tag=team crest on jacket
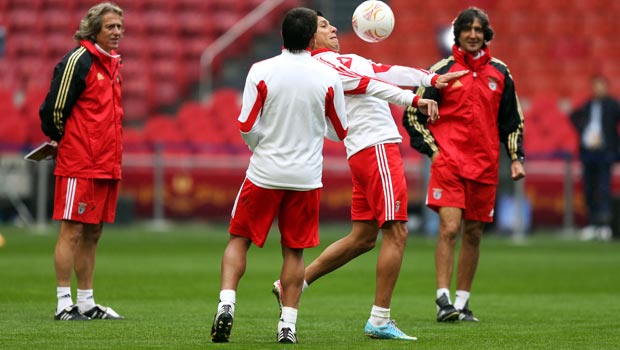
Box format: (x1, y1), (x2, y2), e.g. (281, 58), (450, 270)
(97, 72), (104, 81)
(432, 188), (443, 200)
(337, 56), (352, 68)
(78, 202), (87, 215)
(488, 77), (498, 91)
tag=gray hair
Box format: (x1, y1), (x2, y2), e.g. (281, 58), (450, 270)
(74, 2), (123, 43)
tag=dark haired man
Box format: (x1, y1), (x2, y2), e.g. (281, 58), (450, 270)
(403, 6), (525, 322)
(272, 10), (467, 340)
(209, 7), (347, 344)
(570, 75), (620, 241)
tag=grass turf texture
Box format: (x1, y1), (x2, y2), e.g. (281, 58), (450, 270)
(0, 223), (618, 350)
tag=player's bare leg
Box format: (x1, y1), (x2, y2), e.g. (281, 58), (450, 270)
(456, 220), (484, 292)
(74, 223), (103, 290)
(212, 234), (251, 342)
(55, 220), (84, 287)
(435, 207), (462, 321)
(220, 235), (252, 290)
(277, 246), (304, 344)
(280, 246), (304, 309)
(453, 220), (483, 321)
(54, 221), (90, 319)
(364, 220), (416, 340)
(304, 220), (378, 284)
(435, 207), (463, 290)
(373, 220), (408, 308)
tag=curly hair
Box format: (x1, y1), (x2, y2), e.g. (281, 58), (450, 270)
(453, 7), (494, 48)
(73, 2), (123, 44)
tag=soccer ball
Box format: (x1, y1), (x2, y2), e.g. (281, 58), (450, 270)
(352, 0), (395, 43)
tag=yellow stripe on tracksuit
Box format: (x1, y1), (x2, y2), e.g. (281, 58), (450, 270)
(403, 57), (452, 155)
(53, 47), (87, 135)
(404, 98), (439, 154)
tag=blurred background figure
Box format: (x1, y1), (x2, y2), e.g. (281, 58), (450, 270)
(569, 75), (620, 241)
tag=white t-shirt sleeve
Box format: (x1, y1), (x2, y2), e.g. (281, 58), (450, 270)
(318, 53), (418, 107)
(324, 77), (348, 142)
(238, 68), (266, 150)
(370, 61), (437, 88)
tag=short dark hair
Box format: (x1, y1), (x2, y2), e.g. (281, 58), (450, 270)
(453, 7), (494, 48)
(282, 7), (318, 53)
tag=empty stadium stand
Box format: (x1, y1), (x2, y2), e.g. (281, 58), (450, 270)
(0, 0), (618, 161)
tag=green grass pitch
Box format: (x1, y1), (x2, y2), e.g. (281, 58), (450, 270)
(0, 222), (618, 349)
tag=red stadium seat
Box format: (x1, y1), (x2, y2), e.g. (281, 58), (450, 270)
(144, 114), (183, 143)
(122, 127), (151, 154)
(0, 86), (17, 116)
(143, 9), (179, 35)
(177, 100), (211, 125)
(40, 8), (75, 33)
(174, 0), (214, 12)
(148, 35), (182, 60)
(0, 113), (30, 147)
(45, 33), (76, 61)
(178, 9), (214, 37)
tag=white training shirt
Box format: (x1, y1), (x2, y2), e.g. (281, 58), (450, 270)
(238, 49), (348, 190)
(312, 49), (437, 158)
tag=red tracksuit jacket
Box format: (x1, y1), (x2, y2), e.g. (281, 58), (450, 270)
(403, 45), (525, 185)
(39, 40), (123, 179)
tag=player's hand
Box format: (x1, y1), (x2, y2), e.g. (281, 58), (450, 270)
(434, 70), (469, 89)
(417, 98), (439, 122)
(511, 160), (525, 181)
(46, 140), (58, 159)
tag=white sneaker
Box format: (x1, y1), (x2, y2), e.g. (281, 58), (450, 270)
(599, 226), (613, 241)
(579, 226), (597, 241)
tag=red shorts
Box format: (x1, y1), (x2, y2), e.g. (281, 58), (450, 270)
(347, 143), (408, 227)
(426, 156), (496, 222)
(53, 176), (120, 224)
(229, 178), (321, 248)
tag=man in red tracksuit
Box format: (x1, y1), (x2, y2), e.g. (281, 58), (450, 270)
(39, 2), (125, 321)
(403, 7), (525, 322)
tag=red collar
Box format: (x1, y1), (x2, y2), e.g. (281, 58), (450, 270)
(452, 45), (491, 71)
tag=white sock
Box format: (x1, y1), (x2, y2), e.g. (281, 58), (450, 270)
(437, 288), (451, 302)
(56, 287), (73, 314)
(454, 290), (470, 311)
(278, 306), (298, 333)
(369, 305), (390, 327)
(219, 289), (236, 315)
(77, 289), (96, 313)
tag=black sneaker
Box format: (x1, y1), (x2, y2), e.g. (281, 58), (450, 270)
(458, 302), (479, 322)
(55, 305), (90, 321)
(82, 304), (124, 320)
(277, 327), (297, 344)
(211, 304), (234, 343)
(436, 294), (459, 322)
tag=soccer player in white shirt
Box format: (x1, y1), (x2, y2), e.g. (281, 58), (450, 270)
(210, 8), (348, 345)
(272, 11), (467, 340)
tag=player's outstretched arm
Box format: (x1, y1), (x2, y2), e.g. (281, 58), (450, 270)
(434, 70), (469, 89)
